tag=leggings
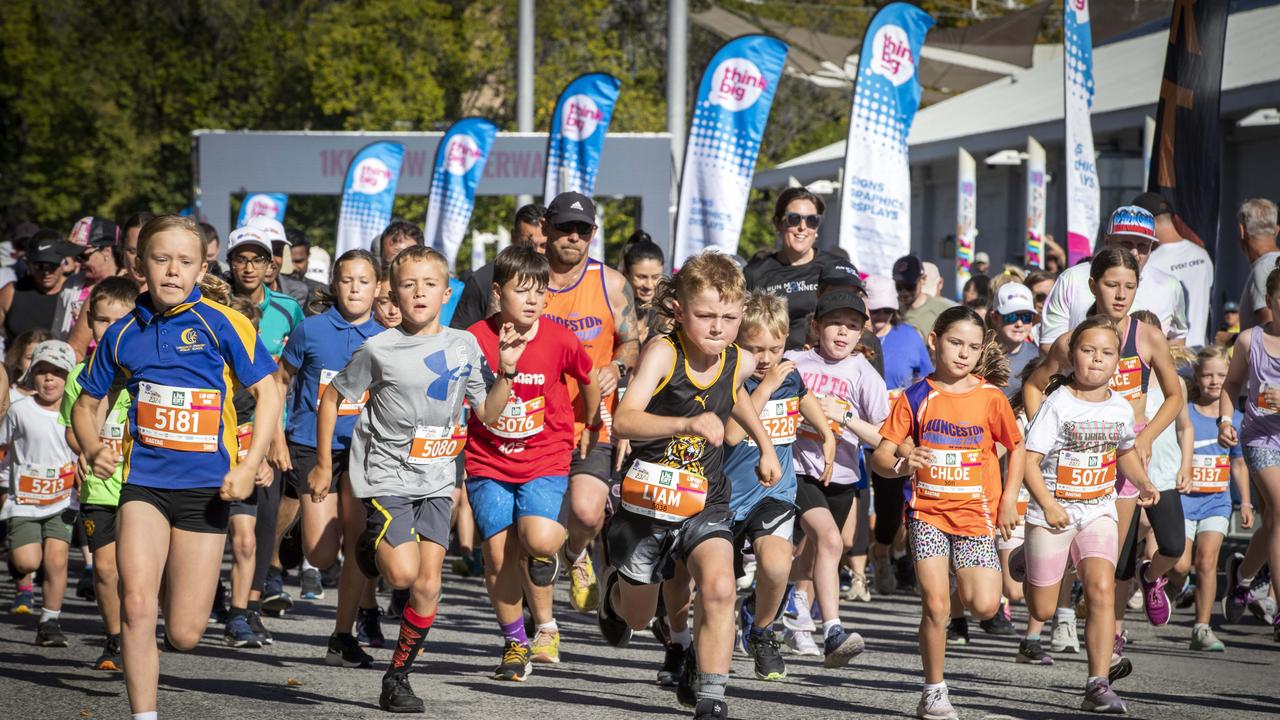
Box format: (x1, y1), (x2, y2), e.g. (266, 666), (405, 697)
(871, 474), (906, 546)
(1115, 489), (1185, 581)
(252, 470), (284, 591)
(850, 489), (871, 556)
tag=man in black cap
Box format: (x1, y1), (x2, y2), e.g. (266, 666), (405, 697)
(893, 255), (955, 340)
(55, 218), (122, 351)
(1140, 192), (1213, 349)
(1, 229), (79, 343)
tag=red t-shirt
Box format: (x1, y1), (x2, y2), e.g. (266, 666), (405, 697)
(465, 315), (594, 483)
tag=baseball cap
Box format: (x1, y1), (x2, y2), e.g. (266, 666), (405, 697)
(1131, 191), (1172, 217)
(28, 230), (80, 265)
(246, 216), (288, 247)
(84, 218), (121, 249)
(892, 255), (924, 286)
(994, 282), (1035, 315)
(307, 246), (331, 285)
(545, 192), (597, 226)
(22, 340), (76, 383)
(815, 290), (867, 320)
(864, 275), (897, 312)
(819, 263), (865, 293)
(1107, 205), (1158, 243)
(974, 251), (990, 265)
(1223, 301), (1240, 313)
(227, 226), (272, 256)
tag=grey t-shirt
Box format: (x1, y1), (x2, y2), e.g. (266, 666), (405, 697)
(1240, 251), (1280, 331)
(903, 294), (956, 341)
(332, 327), (491, 500)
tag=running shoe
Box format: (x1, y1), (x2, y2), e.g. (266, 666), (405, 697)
(355, 525), (381, 580)
(1015, 638), (1054, 665)
(451, 548), (484, 578)
(1190, 625), (1225, 652)
(210, 581), (229, 625)
(1082, 677), (1126, 714)
(1007, 546), (1026, 583)
(945, 617), (969, 646)
(873, 558), (897, 595)
(596, 566), (632, 648)
(782, 587), (816, 633)
(1050, 616), (1080, 653)
(568, 550), (599, 612)
(845, 572), (871, 603)
(1250, 594), (1277, 625)
(839, 567), (853, 594)
(693, 698), (728, 720)
(320, 559), (342, 589)
(260, 568), (293, 615)
(1174, 584), (1196, 610)
(247, 610), (274, 646)
(325, 632), (373, 668)
(979, 602), (1016, 635)
(494, 640), (532, 681)
(1273, 613), (1280, 643)
(747, 628), (787, 680)
(95, 634), (123, 671)
(783, 628), (821, 656)
(1125, 586), (1143, 611)
(379, 672), (425, 713)
(387, 588), (409, 620)
(36, 619), (69, 648)
(224, 615), (263, 649)
(651, 605), (672, 648)
(737, 555), (757, 592)
(530, 627), (560, 664)
(357, 606), (386, 648)
(9, 589), (34, 615)
(76, 567), (95, 600)
(916, 684), (959, 720)
(656, 642), (687, 687)
(300, 568), (324, 600)
(1109, 634), (1132, 683)
(1137, 560), (1171, 626)
(676, 643), (698, 708)
(822, 627), (865, 668)
(528, 554), (561, 587)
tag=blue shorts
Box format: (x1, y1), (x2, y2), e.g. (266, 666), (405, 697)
(466, 475), (568, 541)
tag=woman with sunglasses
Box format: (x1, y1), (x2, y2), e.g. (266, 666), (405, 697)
(744, 188), (849, 350)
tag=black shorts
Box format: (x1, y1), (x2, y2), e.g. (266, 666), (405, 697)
(732, 497), (796, 548)
(1116, 488), (1185, 580)
(119, 484), (230, 534)
(79, 505), (118, 552)
(285, 442), (350, 499)
(796, 475), (860, 529)
(569, 442), (614, 484)
(604, 506), (734, 586)
(229, 485), (259, 519)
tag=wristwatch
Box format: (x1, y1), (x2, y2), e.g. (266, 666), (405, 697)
(842, 408), (855, 427)
(613, 360), (629, 379)
(1217, 416), (1233, 427)
(502, 370), (518, 380)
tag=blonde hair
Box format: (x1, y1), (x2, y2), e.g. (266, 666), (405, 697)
(1189, 345), (1231, 404)
(227, 295), (262, 328)
(388, 245), (450, 287)
(199, 274), (232, 305)
(989, 266), (1026, 296)
(653, 251), (745, 328)
(739, 290), (789, 342)
(137, 215), (204, 261)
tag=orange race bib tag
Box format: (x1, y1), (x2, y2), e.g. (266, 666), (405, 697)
(14, 462), (75, 506)
(914, 449), (984, 500)
(136, 382), (222, 452)
(1016, 486), (1030, 517)
(488, 394), (546, 440)
(1190, 454), (1230, 493)
(748, 397), (800, 447)
(621, 458), (708, 523)
(1110, 356), (1143, 401)
(100, 420), (126, 456)
(1256, 384), (1279, 414)
(408, 424), (468, 465)
(1055, 449), (1117, 500)
(236, 422), (253, 463)
(798, 395), (849, 442)
(319, 369), (368, 416)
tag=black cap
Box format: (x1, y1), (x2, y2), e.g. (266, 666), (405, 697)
(892, 255), (923, 285)
(815, 290), (867, 320)
(84, 218), (121, 249)
(28, 230), (80, 265)
(820, 263), (865, 293)
(545, 192), (597, 225)
(1131, 191), (1172, 217)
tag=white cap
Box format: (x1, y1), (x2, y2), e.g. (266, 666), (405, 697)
(22, 340), (76, 383)
(227, 226), (272, 256)
(307, 247), (331, 285)
(864, 275), (897, 312)
(246, 215), (288, 246)
(974, 251), (990, 265)
(994, 282), (1035, 315)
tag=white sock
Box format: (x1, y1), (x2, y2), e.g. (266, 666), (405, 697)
(822, 619), (842, 637)
(923, 681), (946, 692)
(40, 608), (60, 623)
(1055, 607), (1076, 623)
(671, 626), (692, 649)
(1025, 632), (1040, 642)
(1193, 622), (1209, 631)
(536, 620), (559, 635)
(132, 713), (158, 720)
(302, 558), (317, 571)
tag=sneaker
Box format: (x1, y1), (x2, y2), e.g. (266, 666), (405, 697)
(210, 581), (229, 625)
(260, 568), (293, 615)
(693, 698), (728, 720)
(839, 567), (853, 594)
(676, 642), (698, 708)
(822, 627), (865, 668)
(945, 617), (969, 646)
(36, 619), (69, 647)
(916, 684), (959, 720)
(873, 558), (897, 595)
(596, 566), (632, 648)
(9, 589), (34, 615)
(320, 560), (342, 589)
(527, 554), (561, 587)
(747, 628), (787, 680)
(1274, 615), (1280, 642)
(325, 632), (373, 668)
(1108, 634), (1132, 683)
(1190, 625), (1225, 652)
(1174, 584), (1196, 610)
(300, 568), (324, 600)
(1050, 615), (1080, 653)
(568, 550), (599, 612)
(782, 587), (816, 633)
(246, 610), (273, 646)
(379, 672), (425, 713)
(1250, 594), (1277, 625)
(530, 627), (560, 664)
(979, 602), (1016, 635)
(656, 642), (687, 687)
(95, 635), (123, 671)
(1125, 586), (1143, 611)
(651, 604), (672, 648)
(76, 568), (95, 600)
(1223, 557), (1248, 626)
(224, 614), (263, 648)
(1137, 560), (1170, 626)
(845, 573), (871, 603)
(494, 639), (532, 681)
(387, 588), (409, 620)
(1081, 677), (1127, 714)
(355, 525), (381, 579)
(1015, 638), (1054, 665)
(783, 628), (821, 656)
(357, 606), (386, 648)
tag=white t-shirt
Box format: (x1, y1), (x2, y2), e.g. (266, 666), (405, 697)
(1148, 240), (1213, 348)
(1039, 262), (1188, 347)
(0, 395), (76, 520)
(1143, 377), (1183, 493)
(1023, 386), (1136, 528)
(1239, 251), (1280, 332)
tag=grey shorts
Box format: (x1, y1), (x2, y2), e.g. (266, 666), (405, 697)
(605, 506), (734, 586)
(363, 495), (452, 550)
(1243, 444), (1280, 471)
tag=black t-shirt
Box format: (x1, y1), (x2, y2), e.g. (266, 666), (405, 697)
(5, 276), (59, 343)
(450, 263), (495, 331)
(744, 249), (845, 350)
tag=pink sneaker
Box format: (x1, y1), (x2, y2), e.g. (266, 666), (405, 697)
(1139, 560), (1171, 626)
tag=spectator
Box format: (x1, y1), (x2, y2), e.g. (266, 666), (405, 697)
(119, 212), (154, 288)
(1235, 198), (1279, 331)
(921, 261), (946, 297)
(2, 231), (78, 344)
(972, 251), (990, 276)
(1140, 192), (1214, 348)
(892, 255), (956, 340)
(449, 204), (546, 330)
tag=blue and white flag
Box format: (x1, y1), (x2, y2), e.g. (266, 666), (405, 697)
(236, 193), (288, 228)
(673, 35), (788, 266)
(837, 2), (933, 277)
(335, 142), (405, 257)
(1064, 0), (1099, 265)
(425, 118), (498, 270)
(544, 73), (622, 201)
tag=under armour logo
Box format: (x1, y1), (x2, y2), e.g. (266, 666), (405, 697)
(424, 350), (466, 401)
(570, 201), (583, 210)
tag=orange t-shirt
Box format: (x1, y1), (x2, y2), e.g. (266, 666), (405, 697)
(881, 378), (1022, 538)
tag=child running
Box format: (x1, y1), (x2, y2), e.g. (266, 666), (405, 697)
(309, 245), (521, 712)
(871, 305), (1023, 720)
(71, 215), (283, 720)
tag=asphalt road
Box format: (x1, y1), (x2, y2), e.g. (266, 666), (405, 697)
(2, 561), (1277, 720)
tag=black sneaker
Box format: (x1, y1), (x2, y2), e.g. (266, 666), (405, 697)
(493, 639), (532, 681)
(527, 553), (561, 587)
(1016, 638), (1054, 665)
(325, 632), (373, 669)
(320, 560), (342, 589)
(946, 617), (970, 646)
(260, 567), (293, 615)
(36, 619), (69, 647)
(379, 672), (425, 713)
(676, 642), (698, 708)
(595, 567), (632, 648)
(355, 526), (381, 579)
(76, 568), (95, 600)
(657, 642), (687, 687)
(210, 581), (229, 625)
(694, 698), (728, 720)
(747, 628), (787, 680)
(357, 606), (386, 648)
(95, 634), (123, 671)
(979, 602), (1016, 635)
(246, 610), (274, 646)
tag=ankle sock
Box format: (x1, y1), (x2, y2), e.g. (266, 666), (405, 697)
(536, 620), (558, 635)
(499, 617), (528, 645)
(695, 672), (728, 702)
(40, 608), (60, 623)
(822, 619), (843, 638)
(671, 626), (692, 649)
(1055, 607), (1076, 623)
(132, 713), (158, 720)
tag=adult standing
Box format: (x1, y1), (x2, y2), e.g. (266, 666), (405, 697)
(1234, 198), (1280, 331)
(119, 212), (153, 289)
(1140, 192), (1214, 348)
(1, 231), (78, 343)
(450, 204), (547, 330)
(53, 218), (120, 343)
(920, 261), (947, 298)
(892, 255), (955, 340)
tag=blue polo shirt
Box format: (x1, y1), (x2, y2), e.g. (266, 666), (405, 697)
(281, 306), (385, 449)
(79, 288), (277, 490)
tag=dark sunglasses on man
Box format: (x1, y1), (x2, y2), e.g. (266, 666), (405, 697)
(554, 221), (593, 237)
(783, 212), (821, 230)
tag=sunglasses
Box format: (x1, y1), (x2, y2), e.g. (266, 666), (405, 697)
(783, 212), (821, 230)
(554, 221), (593, 237)
(1000, 311), (1036, 325)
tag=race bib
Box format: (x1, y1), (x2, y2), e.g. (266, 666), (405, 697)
(408, 424), (468, 465)
(914, 448), (984, 500)
(621, 459), (707, 523)
(319, 369), (368, 416)
(798, 395), (850, 442)
(747, 397), (800, 447)
(1257, 384), (1278, 415)
(236, 422), (253, 463)
(1016, 486), (1030, 517)
(100, 420), (126, 456)
(1110, 356), (1143, 401)
(1190, 454), (1229, 493)
(488, 394), (546, 440)
(136, 382), (221, 452)
(1055, 449), (1116, 500)
(14, 462), (75, 506)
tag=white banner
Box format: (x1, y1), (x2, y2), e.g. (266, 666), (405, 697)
(1064, 0), (1100, 265)
(955, 148), (976, 299)
(1025, 137), (1047, 268)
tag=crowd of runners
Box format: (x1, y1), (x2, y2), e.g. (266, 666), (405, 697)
(1, 188), (1277, 720)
